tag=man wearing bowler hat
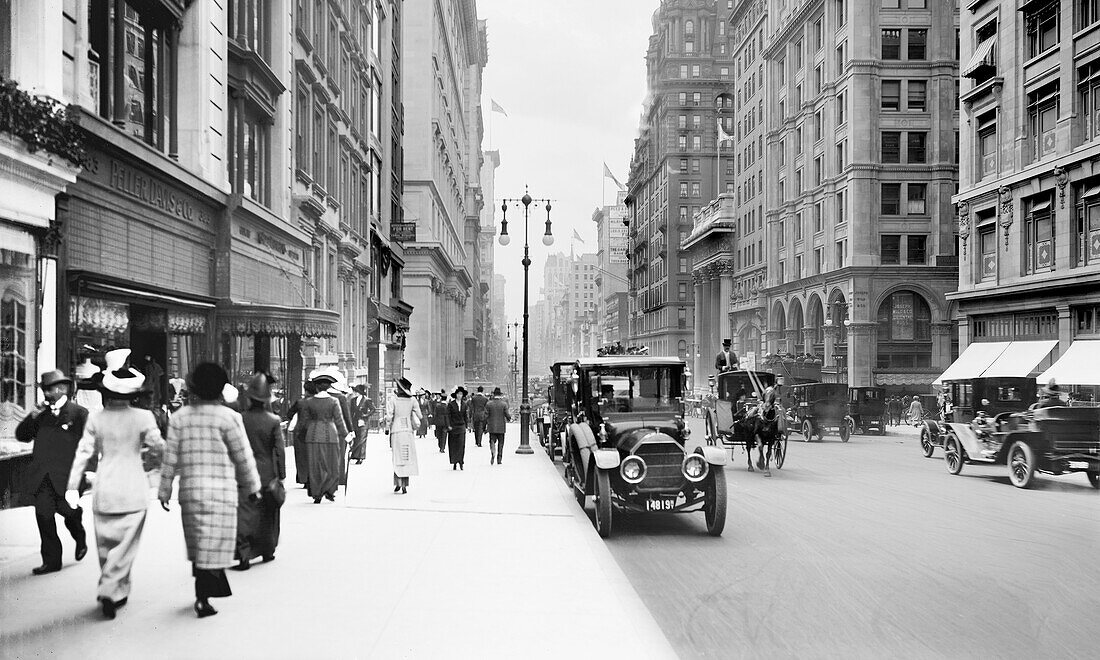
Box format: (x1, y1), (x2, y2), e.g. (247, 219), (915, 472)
(715, 339), (739, 374)
(15, 369), (89, 575)
(433, 389), (449, 453)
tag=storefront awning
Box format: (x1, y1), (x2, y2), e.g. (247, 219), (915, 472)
(1037, 340), (1100, 386)
(933, 341), (1011, 385)
(981, 340), (1057, 378)
(962, 37), (996, 79)
(217, 302), (340, 338)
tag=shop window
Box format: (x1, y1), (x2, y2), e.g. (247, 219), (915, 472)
(1024, 196), (1054, 274)
(881, 235), (901, 264)
(1028, 82), (1059, 162)
(1, 294), (28, 409)
(1074, 185), (1100, 266)
(88, 0), (177, 150)
(1026, 3), (1059, 59)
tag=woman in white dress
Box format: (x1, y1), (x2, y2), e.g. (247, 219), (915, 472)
(388, 378), (422, 494)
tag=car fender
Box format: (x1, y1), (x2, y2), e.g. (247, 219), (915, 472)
(568, 423), (597, 477)
(593, 448), (621, 470)
(695, 445), (728, 466)
(922, 419), (942, 437)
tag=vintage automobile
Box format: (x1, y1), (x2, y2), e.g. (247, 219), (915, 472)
(845, 387), (887, 437)
(705, 369), (787, 470)
(939, 405), (1100, 489)
(540, 361), (575, 462)
(562, 356), (728, 537)
(919, 376), (1036, 458)
(784, 382), (850, 442)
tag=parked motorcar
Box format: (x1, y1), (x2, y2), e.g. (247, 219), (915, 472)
(845, 387), (887, 436)
(919, 377), (1036, 458)
(784, 382), (850, 442)
(562, 356), (728, 537)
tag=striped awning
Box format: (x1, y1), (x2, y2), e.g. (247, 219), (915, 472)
(963, 38), (996, 79)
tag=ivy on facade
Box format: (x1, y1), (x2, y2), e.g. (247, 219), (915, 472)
(0, 77), (88, 168)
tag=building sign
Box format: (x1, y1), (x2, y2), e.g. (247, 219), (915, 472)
(390, 222), (417, 243)
(81, 154), (215, 227)
(893, 291), (914, 340)
(742, 351), (756, 371)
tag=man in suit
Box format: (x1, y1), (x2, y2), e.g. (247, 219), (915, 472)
(348, 384), (374, 464)
(433, 390), (449, 453)
(469, 386), (489, 448)
(715, 339), (739, 374)
(15, 369), (89, 575)
(485, 387), (512, 465)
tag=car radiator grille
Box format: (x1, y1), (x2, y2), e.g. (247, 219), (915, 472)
(635, 444), (686, 490)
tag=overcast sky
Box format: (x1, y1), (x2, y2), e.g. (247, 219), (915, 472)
(477, 0), (657, 322)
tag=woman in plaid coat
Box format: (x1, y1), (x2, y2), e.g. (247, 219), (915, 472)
(158, 363), (261, 618)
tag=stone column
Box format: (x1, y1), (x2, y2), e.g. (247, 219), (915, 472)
(784, 329), (799, 354)
(765, 330), (784, 355)
(823, 324), (838, 365)
(802, 327), (817, 355)
(931, 322), (954, 375)
(847, 322), (878, 388)
(692, 273), (704, 393)
(719, 271), (733, 346)
(1056, 305), (1073, 355)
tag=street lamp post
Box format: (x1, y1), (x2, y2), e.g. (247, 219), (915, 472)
(499, 188), (554, 454)
(509, 321), (519, 403)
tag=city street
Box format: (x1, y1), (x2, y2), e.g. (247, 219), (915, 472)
(566, 422), (1100, 659)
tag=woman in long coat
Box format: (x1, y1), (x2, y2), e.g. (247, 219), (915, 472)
(65, 349), (164, 619)
(233, 372), (285, 570)
(445, 386), (471, 470)
(297, 373), (349, 503)
(388, 378), (422, 494)
(288, 381), (317, 486)
(415, 389), (430, 438)
(158, 363), (261, 618)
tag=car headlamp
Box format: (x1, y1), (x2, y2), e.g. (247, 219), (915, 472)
(620, 455), (647, 484)
(681, 454), (709, 482)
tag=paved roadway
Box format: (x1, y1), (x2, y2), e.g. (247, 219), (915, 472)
(550, 421), (1100, 659)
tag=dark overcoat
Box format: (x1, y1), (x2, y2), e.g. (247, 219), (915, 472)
(15, 400), (89, 495)
(485, 398), (511, 434)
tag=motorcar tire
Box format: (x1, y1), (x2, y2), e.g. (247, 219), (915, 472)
(944, 435), (964, 475)
(1087, 471), (1100, 489)
(802, 419), (814, 442)
(594, 469), (612, 538)
(1008, 441), (1036, 489)
(839, 420), (851, 443)
(704, 468), (727, 537)
(920, 427), (935, 458)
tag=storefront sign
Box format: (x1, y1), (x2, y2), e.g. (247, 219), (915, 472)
(390, 222), (417, 243)
(82, 154), (214, 227)
(376, 302), (409, 328)
(893, 292), (914, 340)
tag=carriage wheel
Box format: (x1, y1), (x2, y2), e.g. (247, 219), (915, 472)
(774, 435), (787, 469)
(801, 419), (814, 442)
(1087, 471), (1100, 489)
(839, 420), (851, 443)
(944, 435), (964, 475)
(704, 409), (718, 446)
(920, 427), (935, 458)
(1008, 441), (1036, 489)
(594, 469), (613, 538)
(703, 468), (727, 537)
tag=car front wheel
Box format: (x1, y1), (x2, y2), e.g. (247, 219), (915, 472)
(1087, 471), (1100, 489)
(944, 435), (964, 475)
(594, 469), (612, 538)
(704, 468), (727, 537)
(920, 427), (935, 458)
(839, 420), (851, 443)
(1008, 441), (1036, 489)
(802, 419), (814, 442)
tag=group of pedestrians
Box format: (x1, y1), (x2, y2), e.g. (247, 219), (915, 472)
(16, 351), (272, 621)
(420, 385), (512, 469)
(886, 395), (927, 426)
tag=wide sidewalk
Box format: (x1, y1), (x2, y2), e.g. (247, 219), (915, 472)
(0, 424), (675, 659)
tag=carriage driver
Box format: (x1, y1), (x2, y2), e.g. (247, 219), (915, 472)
(715, 339), (739, 374)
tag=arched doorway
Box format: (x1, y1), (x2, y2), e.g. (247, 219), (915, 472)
(876, 290), (933, 370)
(788, 300), (805, 353)
(806, 296), (825, 356)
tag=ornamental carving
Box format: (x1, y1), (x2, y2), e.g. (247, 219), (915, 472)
(999, 186), (1013, 250)
(957, 201), (970, 257)
(1053, 166), (1068, 209)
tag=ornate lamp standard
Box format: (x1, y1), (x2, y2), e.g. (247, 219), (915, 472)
(498, 189), (554, 454)
(508, 321), (520, 403)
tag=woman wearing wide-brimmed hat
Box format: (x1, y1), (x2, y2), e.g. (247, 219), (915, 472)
(388, 378), (423, 494)
(444, 386), (471, 470)
(64, 349), (164, 620)
(158, 362), (262, 618)
(298, 370), (350, 503)
(231, 372), (286, 570)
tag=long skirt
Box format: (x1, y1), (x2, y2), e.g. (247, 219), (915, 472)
(294, 436), (310, 485)
(307, 441), (342, 499)
(447, 426), (467, 465)
(193, 566), (231, 599)
(235, 490), (281, 562)
(391, 428), (419, 478)
(350, 425), (368, 460)
(94, 509), (147, 602)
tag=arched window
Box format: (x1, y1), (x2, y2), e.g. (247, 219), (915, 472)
(876, 291), (933, 369)
(1, 292), (28, 409)
(685, 20), (695, 36)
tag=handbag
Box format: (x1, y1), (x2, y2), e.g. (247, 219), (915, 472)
(267, 477), (286, 505)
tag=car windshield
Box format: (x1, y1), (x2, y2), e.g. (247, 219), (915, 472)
(589, 367), (680, 413)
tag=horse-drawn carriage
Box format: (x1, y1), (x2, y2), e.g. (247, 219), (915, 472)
(704, 370), (788, 474)
(784, 382), (850, 442)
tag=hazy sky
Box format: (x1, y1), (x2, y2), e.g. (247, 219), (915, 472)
(477, 0), (657, 322)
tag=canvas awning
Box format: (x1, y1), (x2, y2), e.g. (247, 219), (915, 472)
(962, 37), (996, 78)
(1037, 340), (1100, 386)
(933, 341), (1011, 385)
(981, 340), (1058, 378)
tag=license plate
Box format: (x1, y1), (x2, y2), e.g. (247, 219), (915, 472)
(1069, 461), (1091, 469)
(645, 496), (677, 512)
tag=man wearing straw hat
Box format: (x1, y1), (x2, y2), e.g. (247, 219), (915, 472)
(16, 369), (89, 575)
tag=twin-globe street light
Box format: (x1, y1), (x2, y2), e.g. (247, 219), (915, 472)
(498, 189), (553, 453)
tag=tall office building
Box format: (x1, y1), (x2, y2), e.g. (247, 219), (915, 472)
(625, 0), (735, 358)
(762, 0), (958, 389)
(401, 0), (488, 391)
(951, 1), (1100, 384)
(592, 190), (630, 349)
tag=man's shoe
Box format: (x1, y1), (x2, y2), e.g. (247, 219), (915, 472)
(262, 554), (275, 563)
(394, 485), (402, 492)
(194, 598), (218, 618)
(490, 456), (495, 465)
(75, 540), (88, 561)
(100, 597), (116, 620)
(32, 564), (61, 575)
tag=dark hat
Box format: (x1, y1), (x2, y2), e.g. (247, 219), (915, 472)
(394, 377), (414, 397)
(492, 387), (503, 396)
(722, 338), (732, 347)
(38, 370), (73, 389)
(244, 372), (276, 403)
(1041, 379), (1060, 397)
(438, 389), (446, 396)
(353, 383), (368, 393)
(453, 385), (468, 397)
(476, 385), (484, 392)
(187, 362), (230, 401)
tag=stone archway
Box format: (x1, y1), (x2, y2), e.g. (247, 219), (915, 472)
(875, 289), (935, 377)
(787, 299), (805, 353)
(806, 294), (825, 357)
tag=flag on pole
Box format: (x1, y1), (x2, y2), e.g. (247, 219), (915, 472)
(602, 162), (625, 190)
(717, 118), (736, 144)
(491, 99), (508, 117)
(572, 229), (584, 244)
